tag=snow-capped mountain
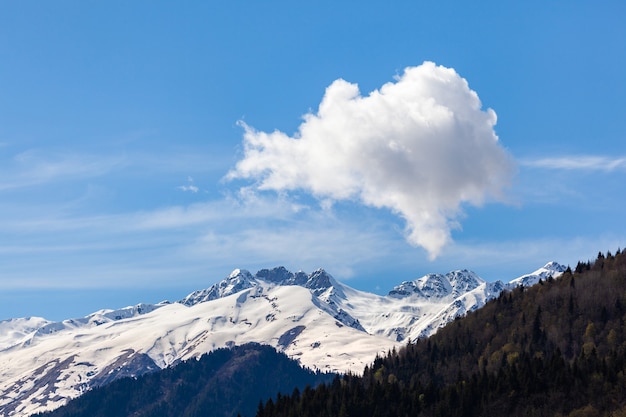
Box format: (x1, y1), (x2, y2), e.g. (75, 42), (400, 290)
(0, 262), (565, 417)
(0, 317), (52, 351)
(508, 261), (567, 287)
(388, 269), (484, 299)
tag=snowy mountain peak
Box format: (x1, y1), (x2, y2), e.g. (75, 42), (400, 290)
(447, 270), (485, 297)
(305, 268), (337, 294)
(418, 273), (453, 298)
(255, 266), (308, 286)
(388, 269), (484, 299)
(509, 261), (567, 288)
(228, 268), (252, 279)
(542, 261), (568, 274)
(255, 266), (292, 283)
(181, 267), (342, 307)
(180, 269), (256, 306)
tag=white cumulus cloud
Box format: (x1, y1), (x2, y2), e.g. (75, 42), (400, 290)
(228, 62), (514, 259)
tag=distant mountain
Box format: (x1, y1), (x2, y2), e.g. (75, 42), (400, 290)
(507, 261), (567, 287)
(0, 262), (564, 416)
(389, 269), (485, 299)
(256, 250), (626, 417)
(38, 343), (334, 417)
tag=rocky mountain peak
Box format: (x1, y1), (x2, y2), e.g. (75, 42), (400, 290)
(255, 266), (308, 286)
(305, 269), (335, 293)
(388, 269), (483, 299)
(180, 269), (255, 306)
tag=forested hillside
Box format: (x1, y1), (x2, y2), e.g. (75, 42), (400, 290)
(37, 343), (334, 417)
(258, 249), (626, 417)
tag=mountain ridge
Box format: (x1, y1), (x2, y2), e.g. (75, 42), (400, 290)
(0, 262), (565, 416)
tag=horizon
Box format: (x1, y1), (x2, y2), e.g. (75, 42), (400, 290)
(1, 1), (625, 321)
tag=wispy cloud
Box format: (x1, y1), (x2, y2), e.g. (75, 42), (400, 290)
(132, 191), (308, 231)
(0, 145), (230, 193)
(521, 155), (626, 172)
(178, 185), (199, 193)
(178, 176), (199, 193)
(0, 193), (397, 289)
(0, 150), (126, 191)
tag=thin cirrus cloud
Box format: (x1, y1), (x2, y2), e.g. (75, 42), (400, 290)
(227, 62), (515, 259)
(521, 155), (626, 172)
(0, 150), (126, 191)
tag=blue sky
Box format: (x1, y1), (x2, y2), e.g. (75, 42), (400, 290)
(1, 1), (625, 321)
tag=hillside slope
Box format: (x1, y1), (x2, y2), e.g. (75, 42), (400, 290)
(37, 343), (334, 417)
(257, 249), (626, 417)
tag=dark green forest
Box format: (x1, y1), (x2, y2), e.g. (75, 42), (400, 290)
(257, 249), (626, 417)
(38, 343), (334, 417)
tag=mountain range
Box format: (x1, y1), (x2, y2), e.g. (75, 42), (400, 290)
(0, 262), (566, 416)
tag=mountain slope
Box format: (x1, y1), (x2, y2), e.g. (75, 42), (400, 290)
(508, 261), (567, 287)
(0, 263), (564, 416)
(0, 278), (396, 417)
(38, 343), (334, 417)
(256, 250), (626, 417)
